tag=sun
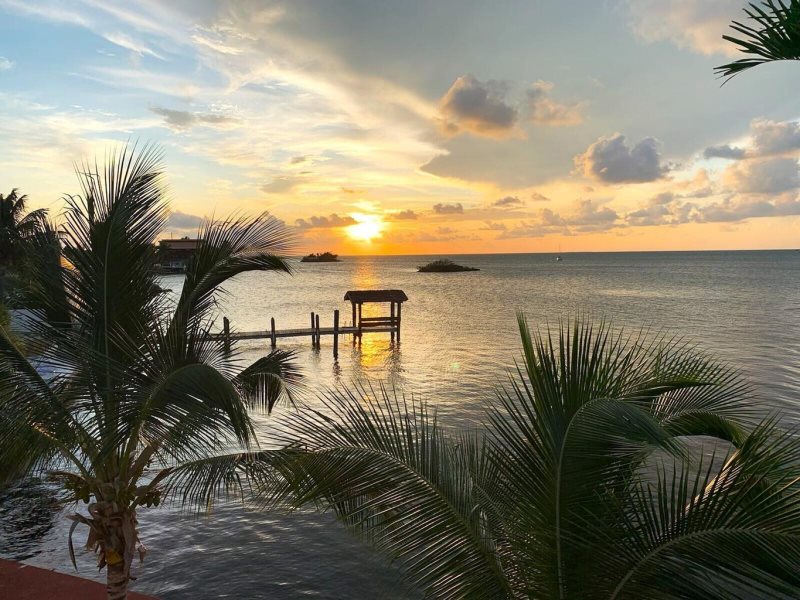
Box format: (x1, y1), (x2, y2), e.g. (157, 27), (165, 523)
(346, 213), (385, 242)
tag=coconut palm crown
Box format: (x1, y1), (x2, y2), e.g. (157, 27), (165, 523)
(270, 317), (800, 599)
(716, 0), (800, 81)
(0, 144), (301, 599)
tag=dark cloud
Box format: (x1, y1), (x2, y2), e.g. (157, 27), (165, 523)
(530, 192), (551, 202)
(751, 119), (800, 156)
(433, 202), (464, 214)
(526, 81), (583, 126)
(492, 195), (523, 208)
(570, 199), (619, 231)
(295, 213), (356, 229)
(726, 157), (800, 194)
(167, 210), (204, 230)
(290, 155), (309, 164)
(392, 209), (418, 220)
(625, 192), (692, 227)
(575, 134), (667, 183)
(698, 195), (800, 223)
(703, 144), (746, 160)
(150, 106), (237, 131)
(438, 75), (518, 138)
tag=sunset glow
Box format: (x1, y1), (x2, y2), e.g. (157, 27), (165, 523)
(346, 214), (386, 243)
(0, 2), (797, 255)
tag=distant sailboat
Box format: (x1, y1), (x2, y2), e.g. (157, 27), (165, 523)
(555, 242), (563, 262)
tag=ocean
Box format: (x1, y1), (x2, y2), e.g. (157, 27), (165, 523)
(3, 250), (799, 598)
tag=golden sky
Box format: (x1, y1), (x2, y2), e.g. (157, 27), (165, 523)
(0, 0), (798, 254)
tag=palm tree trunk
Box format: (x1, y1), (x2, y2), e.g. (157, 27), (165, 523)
(100, 509), (137, 600)
(106, 559), (129, 600)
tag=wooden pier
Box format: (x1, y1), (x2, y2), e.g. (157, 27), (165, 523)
(217, 289), (408, 358)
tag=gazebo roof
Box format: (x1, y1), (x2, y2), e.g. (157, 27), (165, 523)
(344, 289), (408, 304)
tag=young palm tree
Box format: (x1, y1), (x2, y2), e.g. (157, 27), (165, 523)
(0, 144), (301, 600)
(270, 317), (800, 599)
(716, 0), (800, 81)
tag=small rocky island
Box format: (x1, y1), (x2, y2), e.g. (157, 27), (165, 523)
(301, 252), (341, 263)
(418, 259), (479, 273)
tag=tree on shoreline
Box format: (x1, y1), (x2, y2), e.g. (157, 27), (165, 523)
(716, 0), (800, 81)
(269, 318), (800, 599)
(0, 144), (301, 600)
(0, 188), (49, 300)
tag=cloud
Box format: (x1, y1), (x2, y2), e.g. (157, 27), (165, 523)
(530, 192), (551, 202)
(437, 75), (518, 138)
(625, 192), (695, 226)
(498, 208), (567, 239)
(150, 106), (238, 131)
(295, 213), (356, 229)
(623, 0), (744, 57)
(570, 199), (619, 231)
(724, 157), (800, 194)
(526, 81), (584, 126)
(103, 32), (163, 59)
(751, 119), (800, 156)
(481, 221), (508, 231)
(492, 195), (523, 208)
(698, 195), (800, 223)
(166, 210), (204, 230)
(262, 176), (306, 194)
(575, 133), (667, 183)
(0, 57), (14, 71)
(392, 209), (418, 220)
(704, 144), (746, 160)
(432, 202), (464, 214)
(290, 155), (309, 164)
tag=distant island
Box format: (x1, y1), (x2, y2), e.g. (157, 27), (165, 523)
(418, 259), (479, 273)
(301, 252), (341, 263)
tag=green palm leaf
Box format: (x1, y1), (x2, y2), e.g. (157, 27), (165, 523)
(269, 318), (786, 599)
(0, 143), (301, 598)
(716, 0), (800, 81)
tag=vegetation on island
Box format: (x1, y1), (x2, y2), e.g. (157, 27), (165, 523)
(268, 318), (800, 599)
(715, 0), (800, 81)
(418, 259), (479, 272)
(301, 251), (341, 262)
(0, 145), (301, 600)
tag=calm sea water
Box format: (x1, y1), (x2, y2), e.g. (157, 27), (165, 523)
(3, 251), (799, 598)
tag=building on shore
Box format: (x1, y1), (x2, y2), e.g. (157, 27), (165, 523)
(155, 237), (200, 273)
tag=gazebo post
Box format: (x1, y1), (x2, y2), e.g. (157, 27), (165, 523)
(357, 302), (363, 342)
(390, 301), (395, 342)
(396, 302), (402, 343)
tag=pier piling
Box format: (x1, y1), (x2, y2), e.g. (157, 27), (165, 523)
(223, 316), (231, 352)
(333, 309), (340, 358)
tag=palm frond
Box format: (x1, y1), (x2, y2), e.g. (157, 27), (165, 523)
(271, 385), (513, 600)
(716, 0), (800, 82)
(598, 421), (800, 599)
(163, 214), (294, 360)
(234, 349), (304, 412)
(159, 450), (287, 511)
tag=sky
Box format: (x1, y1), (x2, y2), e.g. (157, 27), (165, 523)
(0, 0), (798, 255)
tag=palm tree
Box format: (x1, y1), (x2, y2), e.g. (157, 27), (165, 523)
(0, 144), (301, 600)
(269, 317), (800, 599)
(716, 0), (800, 81)
(0, 188), (49, 298)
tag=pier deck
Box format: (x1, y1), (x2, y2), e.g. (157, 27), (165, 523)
(216, 289), (407, 358)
